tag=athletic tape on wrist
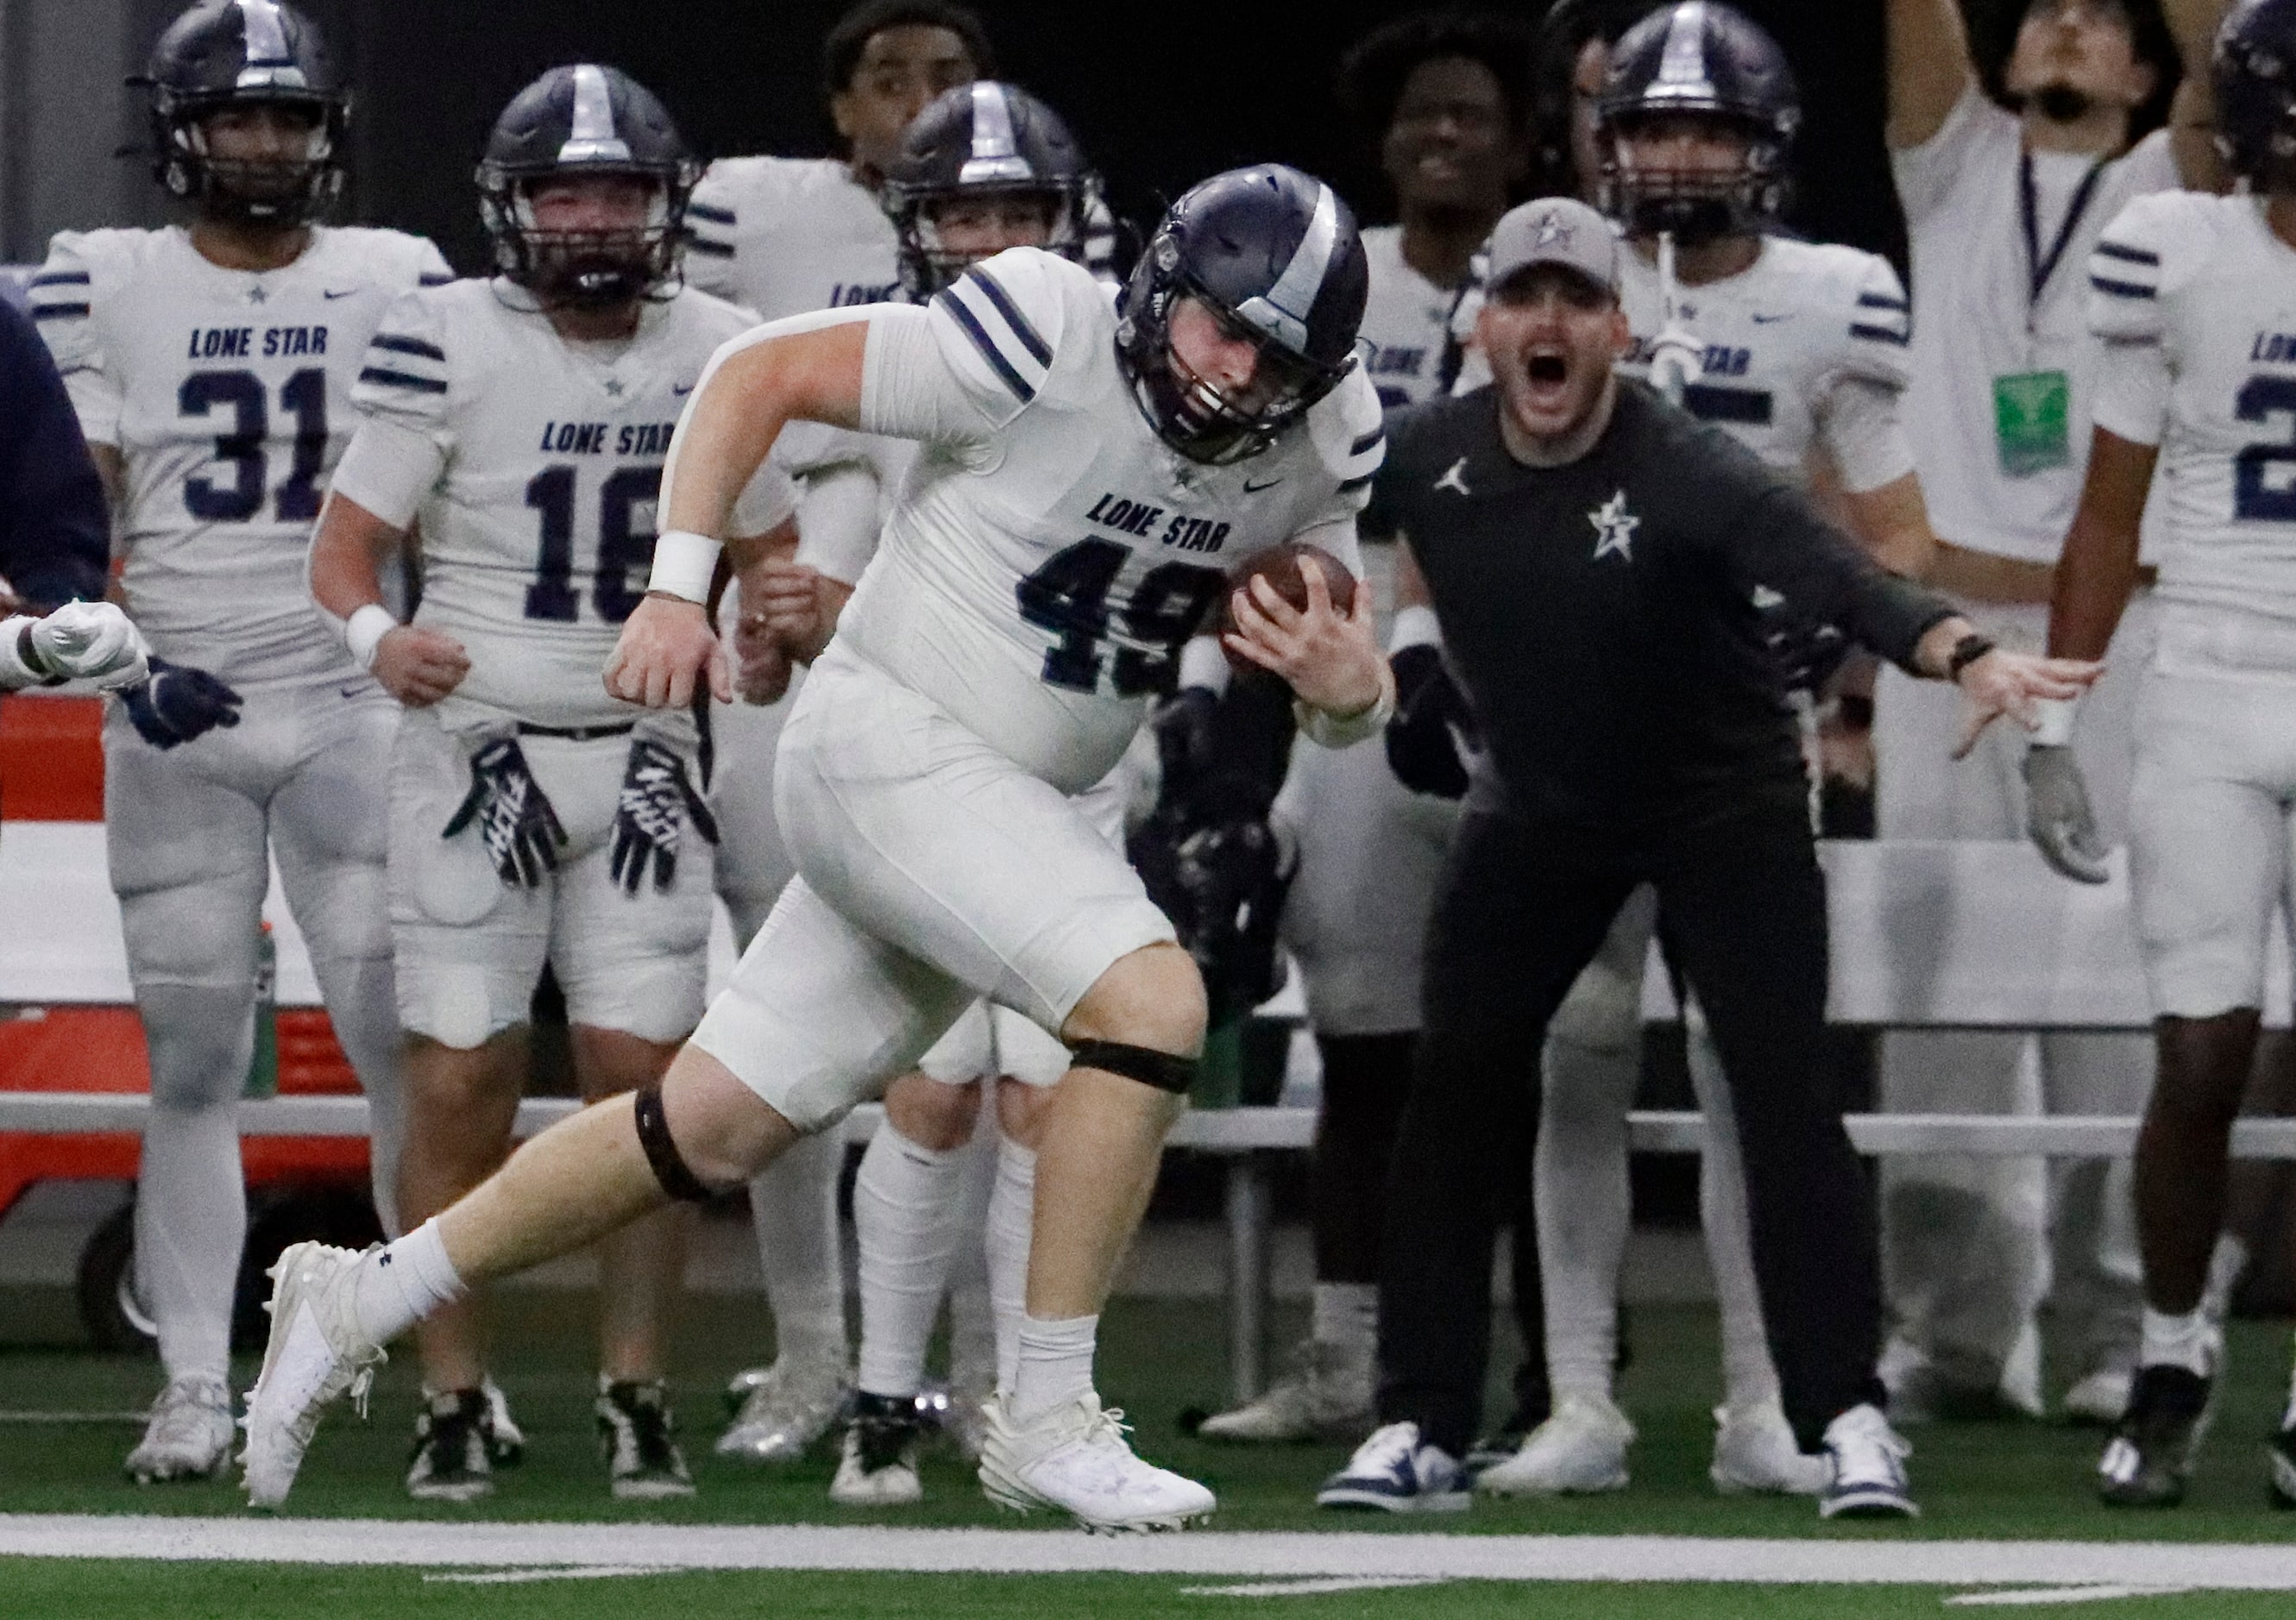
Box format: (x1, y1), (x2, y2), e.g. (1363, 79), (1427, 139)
(632, 1084), (714, 1203)
(648, 530), (723, 604)
(345, 604), (398, 671)
(1178, 636), (1230, 695)
(2031, 695), (2079, 748)
(1067, 1039), (1198, 1096)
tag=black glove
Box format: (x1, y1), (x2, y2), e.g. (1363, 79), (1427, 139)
(610, 737), (720, 895)
(1130, 811), (1294, 1027)
(1148, 685), (1219, 818)
(442, 738), (566, 888)
(1758, 599), (1852, 694)
(121, 657), (242, 750)
(1384, 644), (1472, 800)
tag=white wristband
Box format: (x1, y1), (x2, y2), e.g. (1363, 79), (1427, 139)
(2030, 695), (2080, 748)
(648, 530), (723, 605)
(1178, 634), (1231, 695)
(345, 604), (398, 671)
(1388, 604), (1441, 653)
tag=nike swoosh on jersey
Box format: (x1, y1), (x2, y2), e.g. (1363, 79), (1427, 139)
(323, 288), (360, 300)
(1750, 311), (1794, 323)
(673, 383), (695, 396)
(1243, 477), (1283, 493)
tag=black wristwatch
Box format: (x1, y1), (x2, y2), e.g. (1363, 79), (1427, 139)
(1946, 633), (1996, 681)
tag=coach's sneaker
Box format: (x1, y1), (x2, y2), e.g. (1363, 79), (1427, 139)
(125, 1374), (234, 1483)
(406, 1389), (494, 1503)
(2098, 1364), (2211, 1508)
(1819, 1403), (1917, 1519)
(2270, 1422), (2296, 1508)
(1711, 1399), (1830, 1497)
(1317, 1421), (1470, 1513)
(599, 1378), (695, 1500)
(830, 1391), (925, 1506)
(1476, 1395), (1633, 1498)
(1198, 1339), (1374, 1444)
(715, 1353), (850, 1464)
(979, 1392), (1216, 1531)
(241, 1241), (385, 1510)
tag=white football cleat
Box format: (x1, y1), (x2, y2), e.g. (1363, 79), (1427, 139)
(1196, 1339), (1373, 1444)
(714, 1353), (850, 1464)
(1710, 1399), (1829, 1496)
(978, 1392), (1216, 1532)
(125, 1375), (234, 1484)
(240, 1241), (385, 1510)
(1476, 1395), (1633, 1497)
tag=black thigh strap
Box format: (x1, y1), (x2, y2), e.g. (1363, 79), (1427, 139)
(632, 1084), (714, 1203)
(1067, 1039), (1198, 1096)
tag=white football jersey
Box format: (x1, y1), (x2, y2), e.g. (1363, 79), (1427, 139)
(1358, 224), (1456, 409)
(786, 246), (1383, 793)
(335, 279), (791, 731)
(30, 223), (450, 685)
(2089, 192), (2296, 622)
(687, 157), (900, 319)
(1450, 231), (1913, 493)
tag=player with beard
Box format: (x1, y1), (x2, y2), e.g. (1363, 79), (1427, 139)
(29, 0), (447, 1485)
(1878, 0), (2232, 1427)
(1194, 8), (1525, 1449)
(305, 66), (789, 1501)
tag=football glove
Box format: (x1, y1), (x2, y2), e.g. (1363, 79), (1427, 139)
(1131, 810), (1294, 1027)
(1, 602), (148, 691)
(2023, 744), (2110, 885)
(442, 738), (566, 888)
(1384, 644), (1473, 800)
(121, 657), (242, 749)
(1148, 685), (1220, 814)
(610, 737), (719, 895)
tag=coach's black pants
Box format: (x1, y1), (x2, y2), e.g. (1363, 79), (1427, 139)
(1374, 799), (1884, 1456)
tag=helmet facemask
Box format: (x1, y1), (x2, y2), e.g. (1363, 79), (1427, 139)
(482, 169), (684, 309)
(897, 183), (1088, 298)
(164, 96), (342, 226)
(1599, 109), (1784, 244)
(1123, 273), (1347, 466)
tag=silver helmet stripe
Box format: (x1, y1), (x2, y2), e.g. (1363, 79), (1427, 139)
(959, 82), (1032, 185)
(560, 64), (633, 163)
(1235, 180), (1338, 355)
(235, 0), (308, 89)
(1648, 1), (1716, 105)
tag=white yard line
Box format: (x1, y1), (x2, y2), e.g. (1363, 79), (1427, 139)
(1945, 1588), (2198, 1608)
(1, 1517), (2294, 1590)
(425, 1566), (691, 1585)
(1180, 1577), (1453, 1598)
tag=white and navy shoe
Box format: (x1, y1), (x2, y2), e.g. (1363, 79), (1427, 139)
(1317, 1421), (1470, 1513)
(1820, 1403), (1917, 1519)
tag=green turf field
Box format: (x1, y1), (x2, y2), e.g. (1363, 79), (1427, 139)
(1, 1279), (2293, 1615)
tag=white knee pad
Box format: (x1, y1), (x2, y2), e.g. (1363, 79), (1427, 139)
(138, 982), (258, 1113)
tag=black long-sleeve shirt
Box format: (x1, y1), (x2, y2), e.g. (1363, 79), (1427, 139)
(1379, 380), (1953, 830)
(0, 293), (109, 606)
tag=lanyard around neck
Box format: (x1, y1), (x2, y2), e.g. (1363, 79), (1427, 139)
(2017, 149), (2108, 314)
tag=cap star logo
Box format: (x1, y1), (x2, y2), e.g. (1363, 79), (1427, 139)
(1534, 213), (1573, 251)
(1588, 489), (1639, 562)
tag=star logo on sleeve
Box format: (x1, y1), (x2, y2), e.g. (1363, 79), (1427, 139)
(1588, 489), (1639, 562)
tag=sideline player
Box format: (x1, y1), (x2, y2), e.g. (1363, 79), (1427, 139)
(29, 0), (445, 1483)
(244, 164), (1393, 1532)
(681, 0), (999, 1461)
(2039, 0), (2296, 1506)
(1879, 0), (2233, 1424)
(305, 66), (789, 1501)
(1196, 7), (1524, 1447)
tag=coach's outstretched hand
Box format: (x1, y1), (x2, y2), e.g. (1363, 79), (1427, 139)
(1938, 639), (2101, 759)
(607, 592), (730, 709)
(1222, 557), (1385, 719)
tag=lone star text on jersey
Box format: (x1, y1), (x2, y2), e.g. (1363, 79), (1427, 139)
(1589, 489), (1639, 562)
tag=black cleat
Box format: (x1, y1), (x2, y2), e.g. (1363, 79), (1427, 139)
(2098, 1365), (2211, 1508)
(406, 1389), (494, 1502)
(2270, 1423), (2296, 1509)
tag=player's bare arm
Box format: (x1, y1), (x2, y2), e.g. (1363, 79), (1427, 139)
(605, 319), (867, 709)
(2046, 425), (2157, 663)
(1884, 0), (1978, 149)
(2165, 0), (2235, 190)
(1842, 470), (1940, 581)
(307, 492), (469, 706)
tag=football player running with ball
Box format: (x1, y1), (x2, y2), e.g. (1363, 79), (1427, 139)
(2042, 0), (2296, 1509)
(29, 0), (448, 1485)
(246, 164), (1389, 1532)
(304, 66), (789, 1502)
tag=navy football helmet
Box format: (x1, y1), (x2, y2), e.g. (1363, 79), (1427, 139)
(886, 82), (1101, 299)
(478, 65), (700, 307)
(1595, 0), (1799, 242)
(140, 0), (349, 225)
(1117, 164), (1368, 465)
(2217, 0), (2296, 189)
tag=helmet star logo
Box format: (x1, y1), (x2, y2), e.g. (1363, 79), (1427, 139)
(1589, 489), (1639, 562)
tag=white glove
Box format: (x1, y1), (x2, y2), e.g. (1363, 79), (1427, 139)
(32, 602), (148, 690)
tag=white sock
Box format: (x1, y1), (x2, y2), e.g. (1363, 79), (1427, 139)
(1311, 1283), (1376, 1358)
(987, 1138), (1036, 1398)
(852, 1125), (969, 1398)
(353, 1218), (463, 1344)
(749, 1128), (849, 1365)
(945, 1108), (1001, 1392)
(2139, 1305), (2216, 1378)
(1535, 1005), (1638, 1405)
(1012, 1312), (1098, 1425)
(1688, 1027), (1784, 1415)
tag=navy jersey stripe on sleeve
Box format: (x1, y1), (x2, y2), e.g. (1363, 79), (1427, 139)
(687, 202), (736, 226)
(1338, 471), (1375, 494)
(30, 304), (89, 321)
(28, 271), (89, 288)
(1349, 427), (1384, 457)
(419, 273), (454, 286)
(370, 333), (445, 362)
(2089, 275), (2156, 299)
(1848, 323), (1911, 345)
(2093, 240), (2161, 267)
(962, 267), (1053, 367)
(934, 288), (1035, 405)
(358, 366), (448, 393)
(686, 237), (734, 258)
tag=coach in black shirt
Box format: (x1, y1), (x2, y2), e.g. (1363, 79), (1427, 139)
(1316, 198), (2098, 1520)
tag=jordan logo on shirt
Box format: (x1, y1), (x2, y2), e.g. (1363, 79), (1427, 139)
(1434, 457), (1471, 497)
(1589, 490), (1639, 562)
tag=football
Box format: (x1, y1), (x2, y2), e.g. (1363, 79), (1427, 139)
(1218, 542), (1359, 670)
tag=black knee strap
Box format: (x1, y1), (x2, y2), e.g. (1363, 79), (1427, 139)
(632, 1085), (714, 1203)
(1067, 1039), (1198, 1096)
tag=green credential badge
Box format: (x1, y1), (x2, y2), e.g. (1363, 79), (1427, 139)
(1993, 369), (2072, 478)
